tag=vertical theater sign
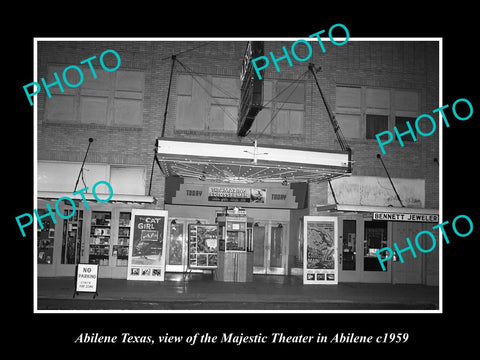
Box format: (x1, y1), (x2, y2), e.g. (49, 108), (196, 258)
(127, 209), (168, 281)
(237, 41), (264, 137)
(303, 216), (338, 285)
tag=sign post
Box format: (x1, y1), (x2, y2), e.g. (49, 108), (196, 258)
(73, 263), (99, 298)
(303, 216), (338, 285)
(127, 209), (168, 281)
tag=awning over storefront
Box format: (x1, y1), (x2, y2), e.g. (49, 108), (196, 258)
(316, 204), (439, 222)
(156, 138), (352, 184)
(37, 191), (155, 204)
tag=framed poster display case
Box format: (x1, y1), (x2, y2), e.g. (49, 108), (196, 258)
(187, 224), (219, 269)
(127, 209), (168, 281)
(303, 216), (338, 285)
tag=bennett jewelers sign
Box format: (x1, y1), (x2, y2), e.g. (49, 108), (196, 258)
(127, 209), (168, 281)
(74, 263), (99, 297)
(373, 212), (439, 223)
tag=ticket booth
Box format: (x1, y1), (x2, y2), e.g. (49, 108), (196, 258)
(215, 208), (254, 282)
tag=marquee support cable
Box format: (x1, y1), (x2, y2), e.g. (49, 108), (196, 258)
(308, 63), (351, 154)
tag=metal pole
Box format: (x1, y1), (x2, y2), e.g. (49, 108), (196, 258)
(376, 154), (404, 207)
(148, 152), (156, 196)
(328, 180), (339, 205)
(308, 63), (351, 155)
(161, 55), (176, 137)
(308, 64), (335, 128)
(73, 138), (94, 192)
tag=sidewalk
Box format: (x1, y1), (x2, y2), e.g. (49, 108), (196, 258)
(36, 274), (440, 311)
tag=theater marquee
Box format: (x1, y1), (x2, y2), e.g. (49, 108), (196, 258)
(165, 177), (307, 209)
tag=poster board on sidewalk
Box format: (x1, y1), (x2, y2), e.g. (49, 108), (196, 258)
(127, 209), (168, 281)
(74, 263), (99, 298)
(303, 216), (338, 285)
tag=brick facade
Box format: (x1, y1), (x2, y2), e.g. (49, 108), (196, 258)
(37, 39), (439, 211)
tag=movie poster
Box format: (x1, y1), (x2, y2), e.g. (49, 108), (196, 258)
(303, 216), (338, 285)
(127, 209), (168, 281)
(188, 224), (219, 269)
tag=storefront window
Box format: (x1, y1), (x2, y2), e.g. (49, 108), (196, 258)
(253, 224), (265, 267)
(294, 218), (304, 268)
(364, 221), (388, 271)
(37, 208), (55, 264)
(114, 212), (131, 266)
(342, 220), (356, 271)
(270, 226), (283, 268)
(168, 221), (184, 266)
(61, 209), (83, 264)
(89, 211), (111, 266)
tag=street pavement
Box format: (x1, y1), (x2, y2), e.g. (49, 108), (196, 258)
(36, 273), (439, 311)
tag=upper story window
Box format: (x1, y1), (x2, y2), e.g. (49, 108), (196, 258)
(335, 85), (419, 141)
(175, 74), (305, 136)
(37, 161), (146, 196)
(175, 74), (239, 132)
(393, 90), (419, 142)
(251, 80), (305, 136)
(44, 66), (144, 127)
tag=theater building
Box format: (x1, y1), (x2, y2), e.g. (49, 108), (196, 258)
(35, 39), (439, 286)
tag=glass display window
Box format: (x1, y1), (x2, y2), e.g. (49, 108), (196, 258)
(168, 221), (184, 266)
(89, 211), (111, 266)
(364, 220), (388, 271)
(37, 208), (56, 264)
(61, 209), (83, 264)
(226, 220), (246, 251)
(226, 230), (246, 251)
(342, 219), (356, 271)
(115, 212), (131, 266)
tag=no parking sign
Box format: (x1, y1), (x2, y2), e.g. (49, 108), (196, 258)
(74, 263), (99, 298)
